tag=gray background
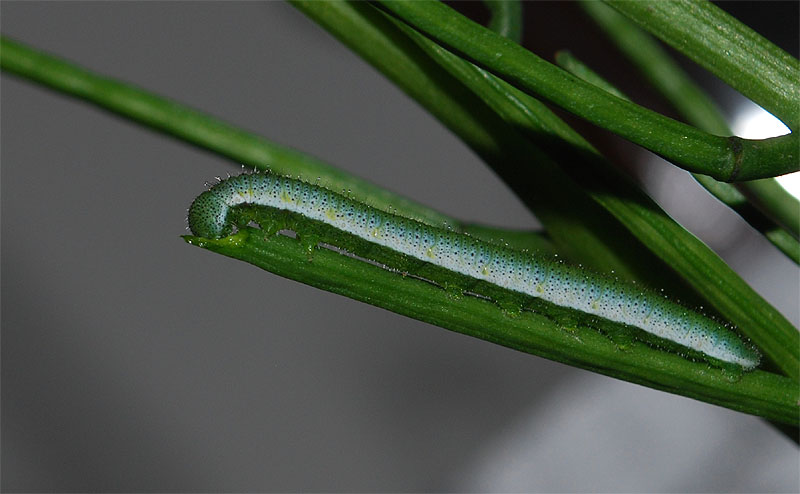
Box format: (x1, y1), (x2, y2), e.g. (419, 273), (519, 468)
(2, 1), (798, 492)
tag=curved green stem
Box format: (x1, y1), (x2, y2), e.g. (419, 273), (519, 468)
(555, 48), (800, 264)
(375, 0), (798, 181)
(605, 0), (800, 132)
(581, 1), (799, 245)
(740, 179), (800, 240)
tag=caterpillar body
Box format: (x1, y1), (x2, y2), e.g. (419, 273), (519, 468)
(188, 172), (760, 369)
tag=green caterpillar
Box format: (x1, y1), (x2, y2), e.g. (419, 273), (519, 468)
(188, 172), (760, 369)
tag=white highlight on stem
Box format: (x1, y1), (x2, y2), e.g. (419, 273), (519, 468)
(732, 102), (798, 199)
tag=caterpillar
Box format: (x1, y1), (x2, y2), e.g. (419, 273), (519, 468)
(188, 172), (760, 369)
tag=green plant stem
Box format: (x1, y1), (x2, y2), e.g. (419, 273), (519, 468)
(579, 1), (800, 260)
(183, 227), (799, 425)
(485, 0), (522, 44)
(554, 48), (800, 264)
(0, 35), (454, 229)
(361, 6), (799, 377)
(605, 0), (800, 132)
(740, 179), (800, 239)
(375, 0), (798, 181)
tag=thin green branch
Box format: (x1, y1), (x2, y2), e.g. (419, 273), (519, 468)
(580, 1), (800, 260)
(554, 48), (800, 264)
(183, 227), (799, 425)
(581, 2), (731, 135)
(742, 179), (800, 239)
(605, 0), (800, 132)
(0, 35), (450, 229)
(375, 0), (798, 181)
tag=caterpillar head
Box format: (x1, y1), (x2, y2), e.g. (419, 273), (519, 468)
(187, 189), (232, 239)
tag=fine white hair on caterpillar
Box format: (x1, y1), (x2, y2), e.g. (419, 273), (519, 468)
(187, 172), (761, 370)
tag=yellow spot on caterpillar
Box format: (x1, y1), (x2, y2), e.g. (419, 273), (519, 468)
(426, 246), (436, 259)
(280, 191), (292, 203)
(371, 228), (382, 238)
(536, 284), (545, 294)
(325, 208), (337, 221)
(481, 265), (490, 276)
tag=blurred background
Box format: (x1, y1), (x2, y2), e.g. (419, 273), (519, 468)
(2, 2), (798, 491)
